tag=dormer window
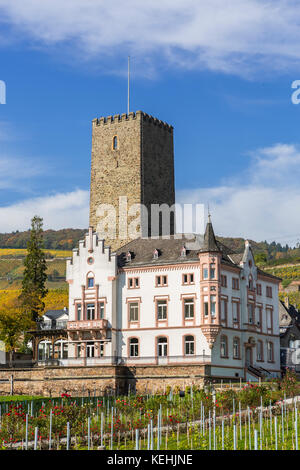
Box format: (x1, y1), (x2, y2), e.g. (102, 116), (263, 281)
(180, 246), (186, 257)
(113, 136), (118, 150)
(126, 251), (132, 262)
(153, 249), (159, 260)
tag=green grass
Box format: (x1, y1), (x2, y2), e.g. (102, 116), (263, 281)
(0, 395), (44, 402)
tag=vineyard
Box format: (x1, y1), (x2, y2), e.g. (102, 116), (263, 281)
(0, 254), (68, 290)
(0, 372), (300, 451)
(265, 264), (300, 281)
(0, 288), (68, 311)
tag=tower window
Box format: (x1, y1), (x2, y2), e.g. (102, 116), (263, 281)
(113, 136), (118, 150)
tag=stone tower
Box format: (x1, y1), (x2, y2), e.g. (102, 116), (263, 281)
(89, 110), (175, 251)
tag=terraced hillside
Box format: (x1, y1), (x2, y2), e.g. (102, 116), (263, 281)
(0, 249), (69, 290)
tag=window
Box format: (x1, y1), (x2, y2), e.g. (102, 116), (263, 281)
(248, 303), (254, 324)
(204, 295), (209, 316)
(203, 266), (208, 280)
(232, 278), (239, 290)
(267, 308), (273, 332)
(129, 338), (139, 357)
(185, 336), (195, 355)
(210, 264), (216, 279)
(256, 283), (262, 295)
(210, 295), (216, 317)
(256, 306), (262, 327)
(233, 338), (240, 359)
(77, 344), (81, 358)
(157, 300), (167, 320)
(77, 303), (82, 321)
(100, 342), (104, 357)
(157, 337), (168, 357)
(156, 275), (167, 287)
(86, 342), (95, 358)
(220, 299), (227, 321)
(257, 341), (263, 361)
(38, 340), (52, 361)
(248, 277), (253, 290)
(88, 277), (94, 288)
(184, 298), (194, 319)
(220, 336), (228, 357)
(113, 135), (118, 150)
(221, 275), (227, 287)
(99, 301), (105, 319)
(54, 339), (68, 359)
(232, 302), (239, 323)
(266, 286), (273, 298)
(267, 342), (273, 362)
(182, 273), (194, 285)
(128, 277), (139, 289)
(129, 302), (139, 322)
(86, 304), (95, 320)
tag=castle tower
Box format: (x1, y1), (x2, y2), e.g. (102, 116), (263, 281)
(89, 110), (175, 251)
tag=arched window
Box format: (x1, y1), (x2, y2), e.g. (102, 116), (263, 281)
(248, 275), (253, 290)
(233, 337), (240, 359)
(185, 335), (195, 355)
(157, 337), (168, 357)
(38, 340), (52, 361)
(113, 136), (118, 150)
(87, 272), (94, 288)
(220, 335), (228, 357)
(129, 338), (139, 357)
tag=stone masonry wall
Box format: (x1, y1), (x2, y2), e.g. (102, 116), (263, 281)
(89, 111), (175, 252)
(0, 364), (209, 397)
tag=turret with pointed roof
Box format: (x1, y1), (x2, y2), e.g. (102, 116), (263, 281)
(199, 214), (221, 253)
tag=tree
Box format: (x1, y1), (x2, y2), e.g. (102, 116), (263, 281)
(254, 252), (268, 265)
(20, 216), (48, 321)
(0, 297), (33, 366)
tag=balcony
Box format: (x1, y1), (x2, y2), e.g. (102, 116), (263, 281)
(36, 320), (68, 331)
(67, 319), (108, 331)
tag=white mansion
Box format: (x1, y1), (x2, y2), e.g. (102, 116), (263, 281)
(66, 219), (281, 381)
(36, 109), (281, 383)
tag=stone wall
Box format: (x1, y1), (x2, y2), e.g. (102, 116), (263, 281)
(89, 111), (175, 252)
(0, 364), (210, 397)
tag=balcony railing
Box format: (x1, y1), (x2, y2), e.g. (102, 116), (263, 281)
(36, 320), (68, 331)
(67, 319), (108, 330)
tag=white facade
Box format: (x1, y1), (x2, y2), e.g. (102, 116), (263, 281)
(65, 227), (281, 380)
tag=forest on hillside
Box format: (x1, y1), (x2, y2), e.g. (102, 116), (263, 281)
(0, 229), (87, 250)
(0, 228), (297, 266)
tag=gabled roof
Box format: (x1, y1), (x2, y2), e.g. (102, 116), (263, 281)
(44, 309), (68, 320)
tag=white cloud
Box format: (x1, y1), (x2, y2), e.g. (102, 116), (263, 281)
(0, 154), (44, 190)
(0, 189), (89, 232)
(0, 0), (300, 76)
(1, 142), (300, 246)
(177, 143), (300, 246)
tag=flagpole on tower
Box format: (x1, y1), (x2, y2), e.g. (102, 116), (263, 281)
(128, 56), (130, 115)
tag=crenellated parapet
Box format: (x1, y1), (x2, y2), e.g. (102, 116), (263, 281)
(92, 110), (173, 132)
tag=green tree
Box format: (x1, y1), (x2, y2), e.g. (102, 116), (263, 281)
(20, 216), (48, 321)
(254, 252), (267, 265)
(0, 297), (33, 366)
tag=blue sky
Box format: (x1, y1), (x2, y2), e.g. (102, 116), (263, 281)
(1, 0), (300, 245)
